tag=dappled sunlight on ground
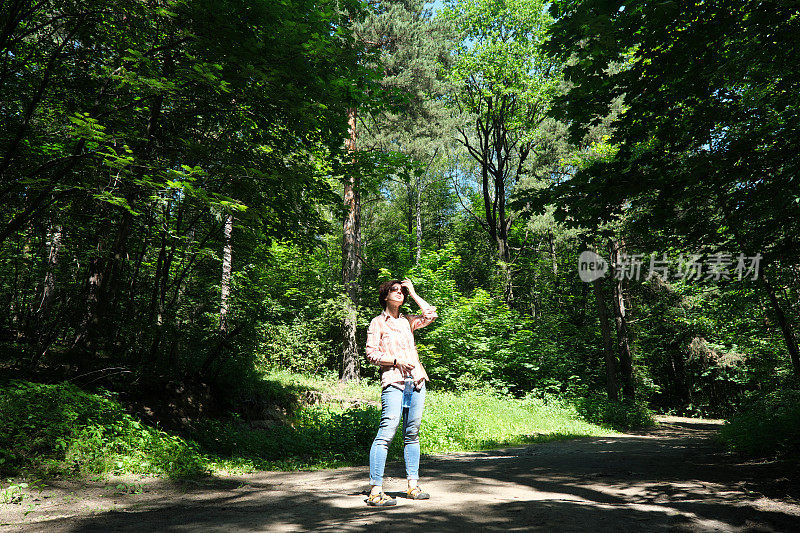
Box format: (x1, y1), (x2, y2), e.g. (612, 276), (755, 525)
(2, 419), (798, 532)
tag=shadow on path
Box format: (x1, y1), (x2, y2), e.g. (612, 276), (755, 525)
(10, 419), (800, 532)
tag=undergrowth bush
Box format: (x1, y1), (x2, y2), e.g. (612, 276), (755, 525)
(571, 394), (656, 430)
(0, 374), (619, 478)
(0, 381), (208, 478)
(421, 289), (537, 392)
(719, 388), (800, 459)
(191, 406), (384, 468)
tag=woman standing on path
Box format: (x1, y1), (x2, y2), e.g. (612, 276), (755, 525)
(365, 279), (438, 507)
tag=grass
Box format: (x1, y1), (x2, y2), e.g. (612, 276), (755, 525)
(0, 372), (619, 481)
(258, 368), (383, 406)
(421, 390), (617, 452)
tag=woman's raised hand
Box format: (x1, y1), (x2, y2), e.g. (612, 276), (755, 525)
(401, 279), (416, 296)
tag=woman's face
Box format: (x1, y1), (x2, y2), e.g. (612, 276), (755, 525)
(386, 283), (405, 306)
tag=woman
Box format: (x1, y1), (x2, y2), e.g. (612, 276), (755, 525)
(364, 279), (438, 507)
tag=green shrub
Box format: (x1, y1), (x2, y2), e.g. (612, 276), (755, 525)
(256, 320), (330, 374)
(0, 374), (620, 478)
(191, 405), (384, 468)
(719, 388), (800, 459)
(421, 289), (537, 392)
(572, 394), (656, 430)
(0, 381), (209, 477)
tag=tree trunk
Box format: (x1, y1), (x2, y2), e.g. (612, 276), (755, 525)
(75, 257), (103, 355)
(530, 265), (540, 319)
(341, 107), (361, 382)
(762, 269), (800, 374)
(201, 324), (243, 377)
(610, 238), (635, 401)
(548, 228), (562, 311)
(219, 213), (233, 333)
(73, 220), (108, 355)
(200, 215), (235, 377)
(405, 195), (414, 263)
(575, 280), (589, 326)
(458, 110), (520, 308)
(497, 237), (514, 307)
(30, 224), (63, 365)
(10, 232), (33, 334)
(593, 276), (619, 401)
(145, 210), (169, 365)
(668, 346), (691, 406)
(415, 185), (422, 265)
(151, 221), (174, 363)
(548, 229), (559, 291)
(36, 224), (62, 322)
(119, 212), (151, 344)
(96, 209), (132, 338)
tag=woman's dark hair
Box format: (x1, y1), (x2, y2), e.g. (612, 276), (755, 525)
(379, 280), (407, 309)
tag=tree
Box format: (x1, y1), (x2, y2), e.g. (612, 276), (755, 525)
(339, 0), (454, 381)
(341, 107), (362, 382)
(358, 0), (456, 265)
(0, 0), (367, 382)
(545, 0), (800, 373)
(442, 0), (561, 306)
(592, 275), (619, 401)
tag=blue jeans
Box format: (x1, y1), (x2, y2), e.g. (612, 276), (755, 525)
(369, 380), (426, 486)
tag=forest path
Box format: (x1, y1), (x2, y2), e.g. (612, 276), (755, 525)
(4, 417), (800, 532)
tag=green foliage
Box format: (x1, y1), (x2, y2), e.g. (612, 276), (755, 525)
(407, 243), (463, 309)
(249, 239), (346, 374)
(357, 0), (456, 162)
(422, 289), (531, 391)
(444, 0), (559, 109)
(629, 277), (778, 417)
(0, 373), (618, 478)
(441, 0), (565, 281)
(0, 0), (368, 384)
(257, 321), (330, 374)
(571, 395), (656, 431)
(405, 240), (597, 398)
(545, 0), (800, 262)
(1, 481), (28, 504)
(190, 406), (383, 468)
(515, 0), (800, 414)
(420, 288), (588, 396)
(0, 381), (208, 478)
(719, 388), (800, 459)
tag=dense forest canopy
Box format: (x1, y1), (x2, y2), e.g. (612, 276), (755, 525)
(1, 0), (799, 422)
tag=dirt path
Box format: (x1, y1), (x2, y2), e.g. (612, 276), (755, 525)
(3, 417), (799, 532)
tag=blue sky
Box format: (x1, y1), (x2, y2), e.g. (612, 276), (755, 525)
(428, 0), (446, 14)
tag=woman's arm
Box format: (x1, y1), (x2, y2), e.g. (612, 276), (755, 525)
(402, 279), (438, 331)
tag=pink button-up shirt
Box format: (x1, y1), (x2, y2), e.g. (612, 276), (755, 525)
(366, 308), (437, 390)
